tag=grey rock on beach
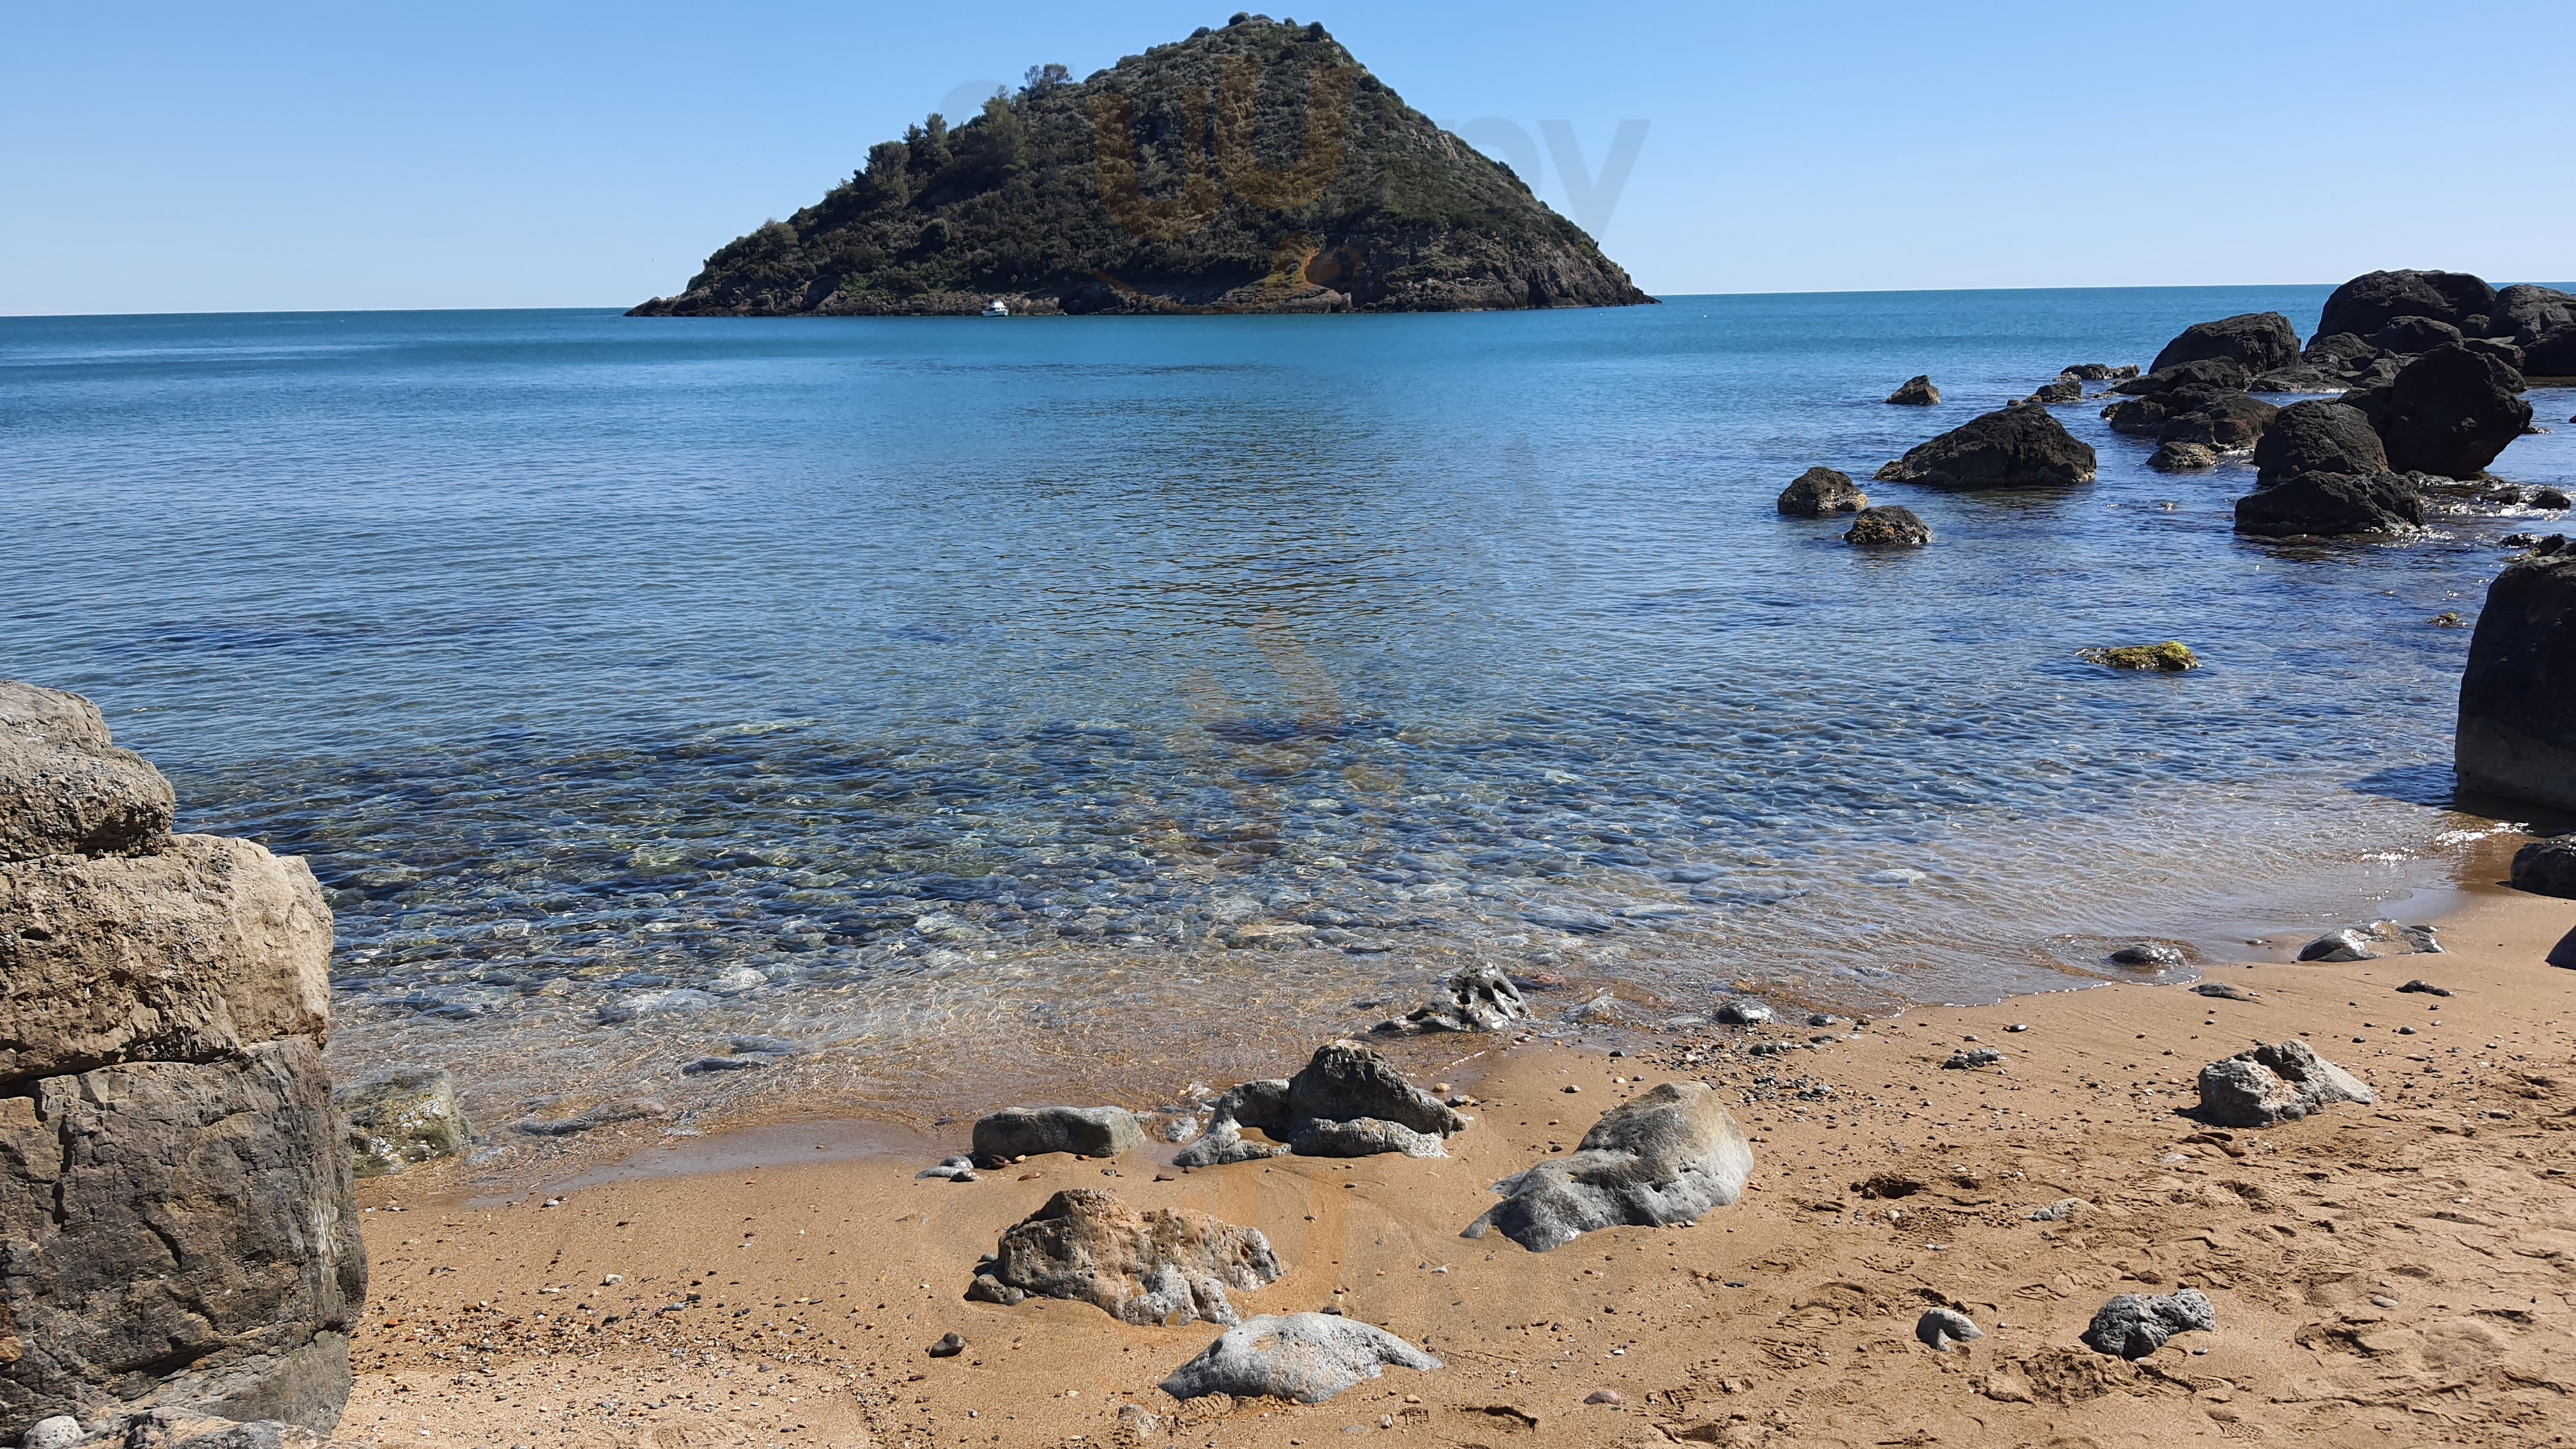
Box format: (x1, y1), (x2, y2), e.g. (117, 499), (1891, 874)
(972, 1105), (1146, 1160)
(1158, 1314), (1439, 1405)
(979, 1188), (1280, 1327)
(510, 1096), (670, 1137)
(2457, 551), (2576, 812)
(1916, 1307), (1984, 1352)
(1177, 1039), (1466, 1167)
(0, 681), (363, 1443)
(1372, 963), (1530, 1035)
(1464, 1082), (1754, 1252)
(335, 1066), (477, 1177)
(2196, 1040), (2372, 1128)
(2297, 919), (2439, 962)
(2081, 1289), (2215, 1359)
(1775, 466), (1869, 517)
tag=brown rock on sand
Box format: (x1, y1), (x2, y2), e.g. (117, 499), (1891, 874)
(979, 1188), (1280, 1326)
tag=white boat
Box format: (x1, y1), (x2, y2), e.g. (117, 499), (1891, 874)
(982, 299), (1009, 318)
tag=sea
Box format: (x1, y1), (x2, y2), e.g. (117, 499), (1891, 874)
(6, 291), (2572, 1133)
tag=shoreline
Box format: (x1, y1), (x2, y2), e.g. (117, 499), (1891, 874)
(339, 828), (2576, 1448)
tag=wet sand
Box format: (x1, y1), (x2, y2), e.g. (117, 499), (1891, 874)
(334, 837), (2576, 1449)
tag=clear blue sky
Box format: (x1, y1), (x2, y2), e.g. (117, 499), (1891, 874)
(5, 1), (2570, 314)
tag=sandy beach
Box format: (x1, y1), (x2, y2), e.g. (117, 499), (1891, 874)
(330, 832), (2576, 1449)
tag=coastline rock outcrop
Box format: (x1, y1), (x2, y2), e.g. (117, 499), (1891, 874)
(1844, 505), (1931, 548)
(0, 682), (363, 1443)
(1884, 376), (1940, 406)
(2233, 471), (2423, 539)
(974, 1188), (1278, 1326)
(1462, 1082), (1753, 1252)
(2363, 344), (2533, 479)
(2195, 1041), (2372, 1127)
(1177, 1039), (1466, 1167)
(2149, 312), (2299, 374)
(2319, 270), (2498, 340)
(972, 1105), (1146, 1161)
(1158, 1314), (1439, 1404)
(2112, 358), (2251, 397)
(2457, 551), (2576, 810)
(1775, 467), (1867, 517)
(1874, 408), (2096, 490)
(2251, 401), (2388, 486)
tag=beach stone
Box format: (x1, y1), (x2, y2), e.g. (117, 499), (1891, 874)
(2511, 837), (2576, 898)
(2320, 269), (2497, 339)
(2192, 982), (2258, 1002)
(2251, 400), (2389, 486)
(1372, 963), (1529, 1035)
(2460, 553), (2576, 811)
(972, 1105), (1146, 1160)
(2080, 1289), (2215, 1359)
(0, 684), (177, 865)
(20, 1416), (80, 1449)
(1181, 1041), (1464, 1167)
(1463, 1082), (1754, 1252)
(0, 1041), (365, 1436)
(1116, 1404), (1163, 1439)
(2537, 486), (2573, 509)
(2396, 979), (2451, 996)
(335, 1066), (475, 1177)
(983, 1188), (1280, 1327)
(1874, 407), (2096, 489)
(2078, 643), (2197, 672)
(2148, 441), (2218, 471)
(1715, 999), (1772, 1025)
(2234, 470), (2423, 539)
(1281, 1041), (1464, 1138)
(594, 988), (717, 1024)
(1289, 1117), (1448, 1158)
(928, 1332), (966, 1358)
(2296, 919), (2441, 962)
(2111, 357), (2251, 397)
(1172, 1124), (1287, 1167)
(1916, 1307), (1984, 1352)
(0, 835), (334, 1085)
(964, 1273), (1025, 1307)
(1158, 1314), (1439, 1405)
(1775, 466), (1868, 517)
(2370, 344), (2533, 479)
(2152, 312), (2301, 374)
(2195, 1041), (2373, 1128)
(2028, 1197), (2090, 1222)
(1884, 375), (1940, 406)
(508, 1096), (669, 1137)
(1942, 1049), (2004, 1070)
(1844, 506), (1931, 547)
(2110, 942), (2186, 968)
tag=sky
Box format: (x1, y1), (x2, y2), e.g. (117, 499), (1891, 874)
(4, 1), (2571, 314)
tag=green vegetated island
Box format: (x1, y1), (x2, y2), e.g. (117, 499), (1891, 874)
(630, 15), (1652, 317)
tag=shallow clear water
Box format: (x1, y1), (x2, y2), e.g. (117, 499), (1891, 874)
(4, 295), (2570, 1124)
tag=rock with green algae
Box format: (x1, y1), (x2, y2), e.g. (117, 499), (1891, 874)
(2080, 642), (2200, 672)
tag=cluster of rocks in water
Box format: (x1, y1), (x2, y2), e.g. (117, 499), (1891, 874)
(0, 683), (365, 1447)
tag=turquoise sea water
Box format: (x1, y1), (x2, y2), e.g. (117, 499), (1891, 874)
(4, 291), (2572, 1121)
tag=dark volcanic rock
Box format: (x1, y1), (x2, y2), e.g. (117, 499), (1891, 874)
(2319, 269), (2498, 339)
(2112, 357), (2251, 397)
(630, 21), (1652, 316)
(2301, 332), (2378, 371)
(972, 1105), (1147, 1160)
(1885, 375), (1940, 406)
(2371, 315), (2465, 355)
(2150, 312), (2300, 374)
(2149, 441), (2218, 471)
(2082, 1289), (2216, 1359)
(2059, 363), (2137, 381)
(2523, 327), (2576, 379)
(1844, 505), (1931, 547)
(1462, 1082), (1754, 1251)
(2496, 285), (2576, 344)
(0, 683), (176, 864)
(2253, 401), (2389, 486)
(2376, 344), (2533, 479)
(2157, 392), (2278, 449)
(2248, 363), (2348, 394)
(2025, 378), (2083, 406)
(1775, 467), (1867, 517)
(2462, 336), (2527, 371)
(2233, 471), (2423, 539)
(1874, 407), (2096, 489)
(981, 1188), (1279, 1326)
(2512, 836), (2576, 899)
(2457, 551), (2576, 810)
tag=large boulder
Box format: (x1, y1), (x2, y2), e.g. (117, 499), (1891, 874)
(977, 1189), (1279, 1327)
(2252, 401), (2388, 486)
(335, 1068), (476, 1178)
(1884, 375), (1940, 406)
(0, 684), (175, 864)
(2373, 344), (2533, 479)
(2150, 312), (2300, 374)
(2103, 385), (2230, 438)
(0, 1041), (365, 1434)
(2195, 1040), (2373, 1128)
(2511, 837), (2576, 898)
(2112, 356), (2251, 397)
(2233, 471), (2423, 539)
(1158, 1314), (1439, 1405)
(1462, 1082), (1754, 1252)
(1844, 505), (1931, 547)
(971, 1105), (1146, 1161)
(2319, 269), (2498, 339)
(2457, 552), (2576, 809)
(2370, 316), (2466, 355)
(1874, 407), (2096, 489)
(1775, 467), (1867, 517)
(2156, 392), (2278, 449)
(0, 836), (334, 1085)
(2301, 332), (2378, 371)
(2522, 326), (2576, 379)
(2491, 284), (2576, 343)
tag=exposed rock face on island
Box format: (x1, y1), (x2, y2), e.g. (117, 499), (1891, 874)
(631, 19), (1650, 316)
(0, 682), (364, 1443)
(2458, 551), (2576, 811)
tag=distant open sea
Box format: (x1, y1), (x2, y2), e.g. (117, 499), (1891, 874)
(6, 291), (2572, 1128)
